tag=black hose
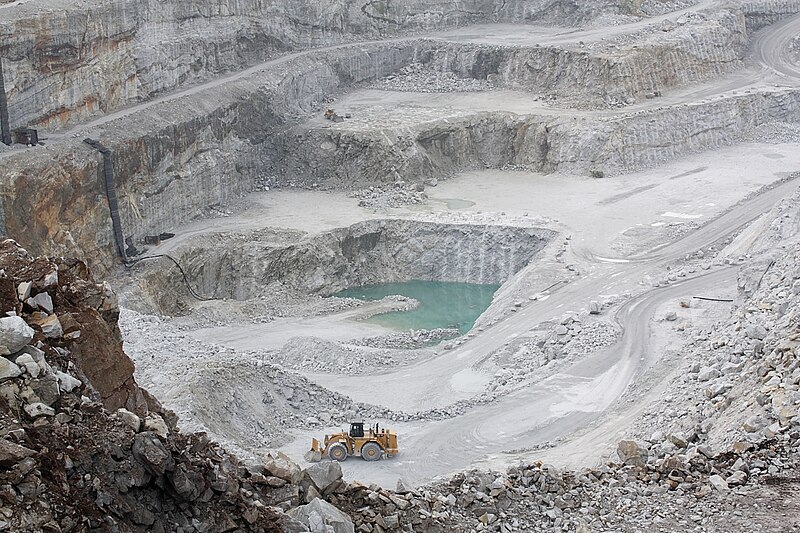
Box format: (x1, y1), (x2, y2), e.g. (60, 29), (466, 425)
(83, 138), (127, 261)
(692, 296), (734, 302)
(81, 140), (212, 302)
(0, 58), (11, 146)
(125, 254), (214, 302)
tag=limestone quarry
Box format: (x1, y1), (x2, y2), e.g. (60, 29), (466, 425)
(2, 0), (800, 531)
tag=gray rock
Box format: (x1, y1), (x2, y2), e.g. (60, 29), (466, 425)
(743, 415), (767, 433)
(745, 324), (768, 340)
(265, 452), (302, 484)
(0, 316), (34, 355)
(169, 464), (204, 501)
(396, 478), (412, 493)
(0, 438), (36, 467)
(705, 382), (732, 399)
(708, 474), (729, 492)
(31, 374), (60, 406)
(617, 440), (648, 467)
(116, 408), (142, 432)
(668, 433), (688, 449)
(726, 470), (747, 485)
(30, 292), (54, 314)
(55, 371), (81, 393)
(144, 414), (170, 438)
(304, 449), (322, 463)
(37, 315), (63, 339)
(589, 301), (601, 314)
(17, 282), (31, 302)
(698, 366), (721, 382)
(14, 353), (40, 378)
(0, 358), (23, 382)
(304, 460), (343, 493)
(288, 498), (354, 533)
(23, 402), (55, 418)
(132, 432), (174, 476)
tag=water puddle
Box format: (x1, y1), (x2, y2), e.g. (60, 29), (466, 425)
(431, 197), (476, 210)
(335, 280), (498, 333)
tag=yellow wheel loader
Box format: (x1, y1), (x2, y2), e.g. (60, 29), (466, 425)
(307, 422), (398, 462)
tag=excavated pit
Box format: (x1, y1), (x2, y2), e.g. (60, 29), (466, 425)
(136, 219), (556, 318)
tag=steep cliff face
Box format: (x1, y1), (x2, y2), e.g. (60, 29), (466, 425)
(281, 87), (800, 185)
(137, 219), (555, 307)
(420, 8), (748, 107)
(0, 41), (417, 274)
(0, 0), (630, 131)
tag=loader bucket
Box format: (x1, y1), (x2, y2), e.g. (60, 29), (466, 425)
(305, 438), (323, 462)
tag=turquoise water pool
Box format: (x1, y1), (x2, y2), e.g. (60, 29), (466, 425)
(336, 280), (499, 333)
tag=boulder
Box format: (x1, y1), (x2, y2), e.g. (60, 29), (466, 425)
(55, 371), (82, 393)
(708, 474), (729, 492)
(697, 366), (721, 382)
(24, 402), (55, 418)
(265, 452), (302, 484)
(745, 324), (768, 340)
(31, 373), (61, 406)
(304, 449), (322, 463)
(0, 438), (36, 467)
(742, 415), (767, 433)
(36, 314), (63, 339)
(132, 432), (174, 476)
(144, 414), (170, 438)
(726, 470), (747, 486)
(116, 408), (142, 432)
(17, 282), (31, 301)
(0, 316), (34, 355)
(287, 498), (354, 533)
(617, 440), (648, 467)
(0, 358), (23, 382)
(30, 292), (54, 314)
(304, 460), (343, 493)
(14, 353), (40, 377)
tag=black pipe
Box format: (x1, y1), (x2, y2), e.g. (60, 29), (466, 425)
(83, 138), (127, 261)
(0, 58), (11, 146)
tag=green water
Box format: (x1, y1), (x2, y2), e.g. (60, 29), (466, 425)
(336, 280), (499, 333)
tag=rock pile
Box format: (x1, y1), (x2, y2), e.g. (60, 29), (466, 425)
(0, 240), (302, 531)
(371, 63), (494, 93)
(349, 183), (428, 210)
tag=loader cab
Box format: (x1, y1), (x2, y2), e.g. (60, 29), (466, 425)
(349, 422), (364, 438)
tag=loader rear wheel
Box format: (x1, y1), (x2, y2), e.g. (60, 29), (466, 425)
(328, 443), (348, 462)
(361, 442), (382, 461)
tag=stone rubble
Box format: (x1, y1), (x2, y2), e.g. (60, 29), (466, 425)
(371, 62), (495, 94)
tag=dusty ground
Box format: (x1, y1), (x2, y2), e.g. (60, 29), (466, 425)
(120, 141), (800, 488)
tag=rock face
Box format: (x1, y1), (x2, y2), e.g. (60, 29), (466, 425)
(0, 0), (633, 131)
(1, 1), (798, 275)
(149, 219), (554, 303)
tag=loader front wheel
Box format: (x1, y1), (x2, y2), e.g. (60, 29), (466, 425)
(328, 443), (348, 462)
(361, 442), (382, 461)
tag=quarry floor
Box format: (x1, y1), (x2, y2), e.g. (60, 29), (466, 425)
(121, 141), (800, 487)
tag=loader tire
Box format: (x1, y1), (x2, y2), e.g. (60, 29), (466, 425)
(328, 443), (348, 462)
(361, 442), (382, 461)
